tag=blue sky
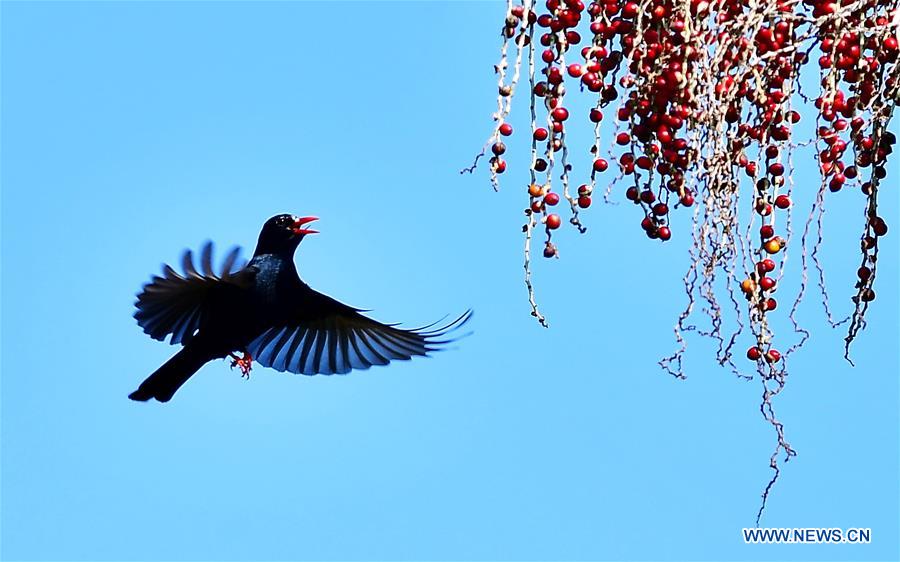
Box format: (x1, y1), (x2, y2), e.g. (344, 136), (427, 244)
(1, 2), (897, 561)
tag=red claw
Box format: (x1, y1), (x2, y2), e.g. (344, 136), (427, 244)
(230, 352), (253, 378)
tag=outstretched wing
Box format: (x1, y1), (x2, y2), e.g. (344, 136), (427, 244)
(134, 241), (249, 345)
(247, 290), (472, 375)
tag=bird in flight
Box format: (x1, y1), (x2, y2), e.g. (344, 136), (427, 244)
(129, 214), (471, 402)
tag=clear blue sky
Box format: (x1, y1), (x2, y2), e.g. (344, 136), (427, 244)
(2, 2), (897, 561)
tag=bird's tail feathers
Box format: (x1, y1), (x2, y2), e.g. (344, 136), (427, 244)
(129, 345), (212, 402)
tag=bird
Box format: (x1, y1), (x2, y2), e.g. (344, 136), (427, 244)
(129, 214), (471, 402)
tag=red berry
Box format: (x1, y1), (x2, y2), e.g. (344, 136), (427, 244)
(652, 203), (668, 216)
(757, 259), (776, 273)
(589, 108), (603, 122)
(491, 157), (506, 173)
(577, 196), (592, 208)
(577, 184), (593, 196)
(543, 192), (560, 206)
(759, 276), (776, 291)
(593, 158), (609, 172)
(774, 194), (791, 209)
(747, 347), (762, 361)
(858, 266), (871, 280)
(657, 226), (671, 241)
(625, 186), (639, 201)
(552, 107), (570, 122)
(533, 128), (549, 141)
(499, 123), (513, 136)
(765, 298), (777, 311)
(546, 214), (562, 229)
(640, 190), (656, 203)
(760, 225), (775, 239)
(680, 193), (694, 207)
(492, 142), (506, 155)
(616, 132), (631, 145)
(567, 64), (583, 77)
(765, 349), (781, 363)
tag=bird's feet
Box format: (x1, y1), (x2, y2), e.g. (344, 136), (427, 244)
(229, 352), (253, 379)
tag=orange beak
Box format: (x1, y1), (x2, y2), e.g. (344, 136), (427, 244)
(292, 216), (319, 235)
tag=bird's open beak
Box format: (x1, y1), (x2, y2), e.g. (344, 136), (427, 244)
(292, 216), (319, 235)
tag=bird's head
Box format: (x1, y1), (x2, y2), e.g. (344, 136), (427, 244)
(254, 214), (318, 256)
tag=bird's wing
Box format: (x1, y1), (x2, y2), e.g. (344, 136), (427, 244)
(246, 290), (472, 375)
(134, 241), (252, 345)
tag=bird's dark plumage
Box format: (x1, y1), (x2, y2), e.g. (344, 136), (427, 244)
(130, 214), (471, 402)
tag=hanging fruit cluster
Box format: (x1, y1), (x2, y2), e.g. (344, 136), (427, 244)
(469, 0), (899, 523)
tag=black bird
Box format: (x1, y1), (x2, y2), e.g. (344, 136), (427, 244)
(129, 214), (471, 402)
